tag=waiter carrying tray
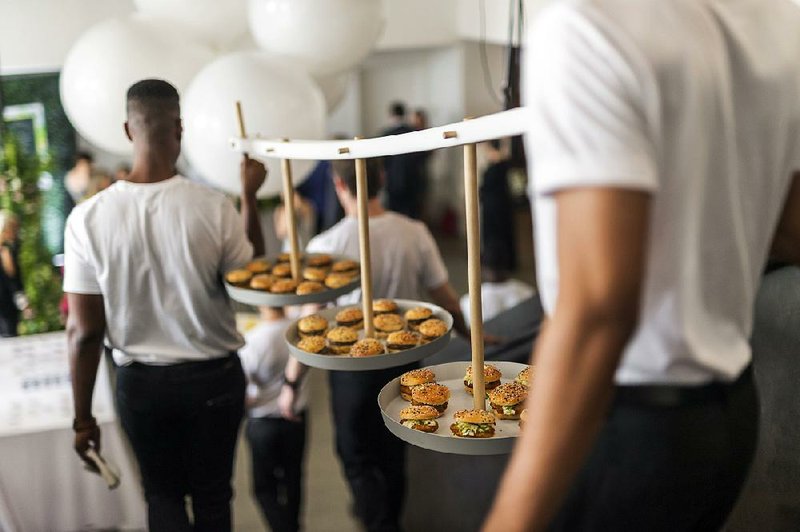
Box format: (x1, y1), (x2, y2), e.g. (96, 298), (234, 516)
(65, 79), (267, 532)
(485, 1), (800, 531)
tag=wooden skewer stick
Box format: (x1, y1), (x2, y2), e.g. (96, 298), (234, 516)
(354, 141), (375, 338)
(280, 141), (302, 280)
(235, 101), (247, 139)
(463, 139), (486, 410)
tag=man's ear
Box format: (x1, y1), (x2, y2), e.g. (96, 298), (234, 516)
(124, 122), (133, 142)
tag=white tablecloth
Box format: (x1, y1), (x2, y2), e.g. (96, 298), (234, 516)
(0, 332), (145, 532)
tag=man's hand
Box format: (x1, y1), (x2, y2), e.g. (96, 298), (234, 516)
(241, 155), (267, 199)
(278, 384), (301, 422)
(73, 418), (101, 472)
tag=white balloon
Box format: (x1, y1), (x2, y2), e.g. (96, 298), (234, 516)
(248, 0), (385, 77)
(133, 0), (248, 50)
(182, 51), (326, 198)
(314, 72), (351, 114)
(60, 15), (214, 155)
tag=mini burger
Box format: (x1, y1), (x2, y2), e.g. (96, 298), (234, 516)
(411, 383), (450, 416)
(464, 364), (502, 395)
(225, 269), (252, 287)
(399, 405), (439, 433)
(296, 281), (324, 295)
(331, 259), (359, 275)
(303, 267), (328, 283)
(245, 259), (271, 274)
(297, 314), (328, 338)
(325, 273), (354, 289)
(270, 278), (298, 294)
(374, 313), (404, 339)
(271, 263), (292, 279)
(387, 331), (420, 353)
(373, 299), (399, 315)
(297, 336), (327, 354)
(249, 274), (273, 291)
(488, 382), (528, 420)
(450, 409), (496, 438)
(326, 327), (359, 354)
(276, 252), (301, 263)
(418, 319), (448, 343)
(336, 307), (364, 329)
(306, 254), (333, 268)
(515, 366), (533, 388)
(399, 368), (436, 401)
(404, 307), (433, 331)
(350, 338), (384, 357)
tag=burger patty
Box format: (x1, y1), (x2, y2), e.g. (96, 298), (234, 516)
(389, 343), (415, 351)
(337, 320), (362, 327)
(412, 400), (448, 413)
(491, 403), (524, 416)
(464, 379), (501, 391)
(300, 328), (326, 336)
(329, 340), (356, 347)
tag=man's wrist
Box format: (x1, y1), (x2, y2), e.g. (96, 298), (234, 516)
(282, 373), (303, 390)
(73, 416), (97, 431)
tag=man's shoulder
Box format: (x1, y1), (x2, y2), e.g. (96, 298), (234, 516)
(172, 176), (230, 203)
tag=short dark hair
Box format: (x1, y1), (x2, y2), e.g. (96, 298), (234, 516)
(389, 101), (406, 118)
(331, 158), (383, 199)
(488, 138), (503, 151)
(126, 79), (179, 115)
(75, 151), (93, 164)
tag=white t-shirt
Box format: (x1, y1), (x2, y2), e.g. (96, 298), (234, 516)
(460, 279), (536, 325)
(306, 211), (449, 304)
(63, 176), (253, 365)
(526, 0), (800, 384)
(239, 317), (309, 418)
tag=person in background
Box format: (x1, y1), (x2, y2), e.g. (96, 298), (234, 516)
(274, 193), (317, 251)
(280, 158), (471, 532)
(410, 108), (432, 221)
(480, 139), (516, 273)
(380, 101), (423, 219)
(484, 1), (800, 530)
(297, 159), (344, 234)
(0, 210), (23, 337)
(66, 79), (267, 532)
(64, 151), (93, 211)
(115, 163), (131, 182)
(240, 306), (309, 532)
(460, 251), (535, 325)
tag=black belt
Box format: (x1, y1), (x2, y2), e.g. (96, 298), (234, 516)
(615, 365), (752, 408)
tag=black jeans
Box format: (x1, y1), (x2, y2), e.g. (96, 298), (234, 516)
(116, 353), (245, 532)
(551, 368), (759, 532)
(246, 413), (307, 532)
(329, 364), (416, 532)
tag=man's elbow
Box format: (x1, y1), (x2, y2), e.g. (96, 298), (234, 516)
(67, 320), (104, 355)
(564, 290), (641, 343)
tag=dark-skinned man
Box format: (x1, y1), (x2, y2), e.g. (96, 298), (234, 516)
(65, 79), (267, 532)
(484, 2), (800, 531)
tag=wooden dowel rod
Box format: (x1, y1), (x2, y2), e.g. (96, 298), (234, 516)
(354, 150), (375, 338)
(280, 155), (302, 280)
(463, 141), (485, 410)
(235, 101), (247, 138)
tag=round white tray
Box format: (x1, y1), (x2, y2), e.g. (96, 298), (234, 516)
(224, 254), (360, 306)
(286, 299), (453, 371)
(378, 361), (529, 455)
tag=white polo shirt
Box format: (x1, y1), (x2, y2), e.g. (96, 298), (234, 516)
(64, 176), (253, 365)
(526, 0), (800, 384)
(306, 211), (449, 304)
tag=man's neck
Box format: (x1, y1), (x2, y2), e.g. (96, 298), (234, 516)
(127, 154), (177, 184)
(345, 198), (385, 218)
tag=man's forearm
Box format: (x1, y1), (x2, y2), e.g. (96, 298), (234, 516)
(241, 195), (265, 257)
(483, 309), (634, 531)
(68, 331), (104, 423)
(285, 355), (308, 382)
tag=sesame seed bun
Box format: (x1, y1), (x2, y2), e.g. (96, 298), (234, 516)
(245, 259), (271, 274)
(331, 259), (359, 274)
(271, 263), (292, 279)
(297, 336), (326, 354)
(350, 338), (384, 357)
(296, 281), (324, 295)
(404, 307), (433, 330)
(400, 405), (440, 421)
(464, 364), (502, 382)
(225, 269), (253, 286)
(373, 299), (399, 315)
(411, 383), (450, 414)
(324, 273), (354, 289)
(336, 308), (364, 329)
(303, 267), (328, 282)
(399, 368), (435, 401)
(515, 366), (533, 387)
(326, 327), (358, 354)
(270, 279), (298, 294)
(249, 274), (273, 291)
(418, 319), (448, 341)
(374, 313), (404, 338)
(306, 254), (333, 267)
(387, 331), (420, 353)
(450, 409), (496, 438)
(298, 315), (328, 337)
(488, 382), (528, 406)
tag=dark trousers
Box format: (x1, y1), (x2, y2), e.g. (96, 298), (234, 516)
(246, 413), (307, 532)
(0, 310), (18, 337)
(329, 364), (416, 532)
(116, 354), (245, 532)
(551, 368), (759, 532)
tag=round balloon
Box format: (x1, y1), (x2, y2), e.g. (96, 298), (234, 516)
(60, 15), (214, 155)
(133, 0), (248, 50)
(182, 51), (326, 198)
(248, 0), (385, 77)
(314, 72), (351, 114)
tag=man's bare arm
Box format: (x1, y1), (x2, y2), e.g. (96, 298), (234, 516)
(483, 188), (651, 531)
(240, 155), (267, 257)
(67, 293), (107, 464)
(771, 172), (800, 265)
